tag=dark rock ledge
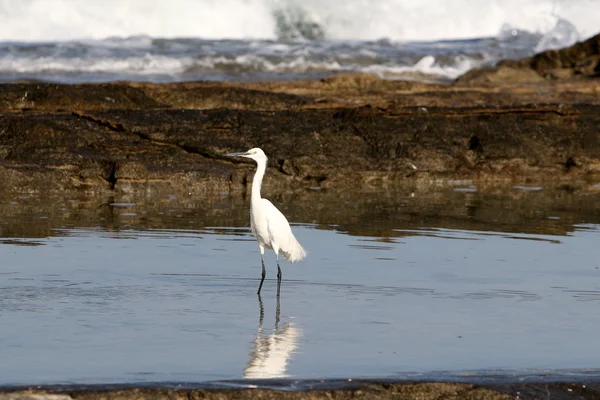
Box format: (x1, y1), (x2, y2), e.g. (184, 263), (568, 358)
(0, 35), (599, 199)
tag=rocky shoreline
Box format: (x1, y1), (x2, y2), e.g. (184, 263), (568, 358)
(0, 34), (599, 198)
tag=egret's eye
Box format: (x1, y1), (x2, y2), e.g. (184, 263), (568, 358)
(251, 151), (256, 155)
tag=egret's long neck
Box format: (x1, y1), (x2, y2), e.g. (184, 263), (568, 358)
(251, 158), (267, 204)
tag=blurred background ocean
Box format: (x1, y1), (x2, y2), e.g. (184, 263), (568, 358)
(0, 0), (597, 84)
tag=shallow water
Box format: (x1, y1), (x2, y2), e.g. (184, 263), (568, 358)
(1, 185), (600, 386)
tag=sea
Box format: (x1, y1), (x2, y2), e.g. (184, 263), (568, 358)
(0, 0), (598, 84)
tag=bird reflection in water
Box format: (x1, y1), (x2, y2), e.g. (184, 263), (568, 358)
(244, 294), (301, 379)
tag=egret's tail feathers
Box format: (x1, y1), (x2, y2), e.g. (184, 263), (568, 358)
(282, 235), (307, 263)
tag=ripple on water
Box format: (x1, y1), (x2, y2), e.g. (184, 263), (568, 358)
(562, 289), (600, 302)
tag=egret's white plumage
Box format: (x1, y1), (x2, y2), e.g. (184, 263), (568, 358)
(226, 147), (307, 294)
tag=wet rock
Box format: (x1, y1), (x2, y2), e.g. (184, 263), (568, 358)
(0, 83), (164, 111)
(0, 75), (600, 197)
(455, 66), (545, 85)
(457, 32), (600, 84)
(134, 83), (311, 110)
(515, 32), (600, 79)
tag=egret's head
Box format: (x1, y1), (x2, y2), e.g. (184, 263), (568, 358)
(225, 147), (267, 162)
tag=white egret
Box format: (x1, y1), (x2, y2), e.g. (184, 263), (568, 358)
(226, 148), (307, 295)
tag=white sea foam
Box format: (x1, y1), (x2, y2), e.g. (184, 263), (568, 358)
(0, 0), (597, 42)
(534, 18), (581, 52)
(0, 55), (194, 75)
(362, 55), (485, 81)
(0, 50), (483, 83)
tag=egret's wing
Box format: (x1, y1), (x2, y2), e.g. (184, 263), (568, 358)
(261, 199), (307, 262)
(261, 199), (293, 235)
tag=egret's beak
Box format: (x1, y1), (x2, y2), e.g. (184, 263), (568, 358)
(225, 151), (250, 157)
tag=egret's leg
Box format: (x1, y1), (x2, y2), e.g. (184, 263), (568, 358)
(257, 246), (266, 295)
(276, 254), (282, 281)
(276, 253), (282, 297)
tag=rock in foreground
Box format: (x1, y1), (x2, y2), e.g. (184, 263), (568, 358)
(2, 381), (600, 400)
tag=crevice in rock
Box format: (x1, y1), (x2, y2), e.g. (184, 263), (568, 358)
(564, 156), (577, 172)
(277, 159), (292, 176)
(178, 144), (218, 158)
(468, 135), (483, 152)
(105, 161), (118, 190)
(303, 175), (327, 183)
(71, 112), (125, 132)
(72, 111), (222, 160)
(240, 175), (248, 200)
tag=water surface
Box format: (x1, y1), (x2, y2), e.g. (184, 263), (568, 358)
(1, 185), (600, 386)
